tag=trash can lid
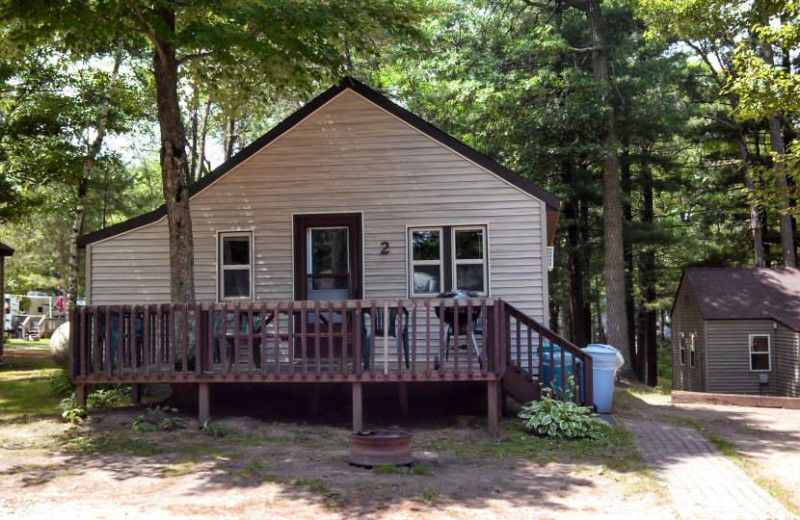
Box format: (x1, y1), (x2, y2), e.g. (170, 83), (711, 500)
(582, 343), (625, 369)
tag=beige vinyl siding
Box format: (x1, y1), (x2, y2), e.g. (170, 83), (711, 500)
(88, 89), (548, 321)
(670, 279), (705, 391)
(774, 323), (800, 397)
(705, 320), (778, 394)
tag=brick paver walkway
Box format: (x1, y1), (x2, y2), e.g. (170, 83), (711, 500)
(623, 419), (795, 520)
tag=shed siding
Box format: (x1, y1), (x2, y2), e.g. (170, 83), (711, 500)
(705, 320), (778, 394)
(671, 279), (706, 391)
(775, 324), (800, 397)
(88, 90), (548, 320)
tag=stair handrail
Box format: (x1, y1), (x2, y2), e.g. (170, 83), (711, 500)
(499, 299), (594, 407)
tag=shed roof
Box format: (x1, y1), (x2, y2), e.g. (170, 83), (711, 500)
(78, 76), (559, 248)
(0, 241), (13, 257)
(681, 267), (800, 332)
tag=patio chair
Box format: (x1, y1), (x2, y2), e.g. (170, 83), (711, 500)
(361, 306), (410, 370)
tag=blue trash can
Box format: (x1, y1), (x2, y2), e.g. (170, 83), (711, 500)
(541, 342), (584, 400)
(582, 343), (625, 413)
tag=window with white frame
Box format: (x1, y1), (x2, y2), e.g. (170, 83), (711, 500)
(408, 225), (488, 297)
(689, 333), (696, 368)
(679, 332), (686, 365)
(749, 334), (771, 372)
(453, 227), (487, 294)
(409, 229), (442, 296)
(219, 232), (252, 300)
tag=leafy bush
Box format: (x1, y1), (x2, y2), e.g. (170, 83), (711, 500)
(518, 380), (607, 440)
(49, 368), (75, 398)
(201, 420), (227, 438)
(132, 406), (188, 432)
(88, 387), (129, 408)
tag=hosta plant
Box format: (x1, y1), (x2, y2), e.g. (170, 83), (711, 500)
(518, 381), (607, 440)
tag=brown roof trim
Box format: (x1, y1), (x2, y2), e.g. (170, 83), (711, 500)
(0, 241), (14, 257)
(79, 77), (559, 248)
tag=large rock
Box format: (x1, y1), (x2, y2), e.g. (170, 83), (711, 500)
(50, 322), (70, 369)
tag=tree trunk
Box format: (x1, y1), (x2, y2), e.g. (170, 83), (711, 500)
(769, 116), (796, 266)
(585, 0), (631, 369)
(737, 131), (766, 267)
(195, 97), (212, 180)
(637, 150), (658, 386)
(153, 7), (195, 304)
(189, 88), (199, 183)
(66, 40), (124, 311)
(620, 143), (638, 379)
(224, 117), (237, 161)
(563, 162), (590, 347)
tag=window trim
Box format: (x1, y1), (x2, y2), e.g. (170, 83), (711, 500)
(689, 333), (696, 368)
(678, 332), (686, 366)
(408, 227), (444, 298)
(451, 226), (488, 296)
(748, 334), (772, 372)
(217, 230), (254, 301)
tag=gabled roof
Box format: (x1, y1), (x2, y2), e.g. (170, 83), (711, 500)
(0, 241), (13, 257)
(678, 267), (800, 332)
(78, 77), (560, 248)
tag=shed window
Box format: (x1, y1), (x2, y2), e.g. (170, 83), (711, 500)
(219, 232), (252, 300)
(689, 333), (696, 368)
(749, 335), (771, 372)
(678, 333), (686, 365)
(408, 225), (489, 297)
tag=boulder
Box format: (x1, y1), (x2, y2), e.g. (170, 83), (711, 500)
(49, 322), (70, 369)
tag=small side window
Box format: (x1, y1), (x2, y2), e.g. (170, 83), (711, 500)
(749, 335), (771, 372)
(679, 333), (686, 366)
(219, 232), (253, 300)
(689, 333), (696, 368)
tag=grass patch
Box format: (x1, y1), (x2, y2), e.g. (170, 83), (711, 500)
(57, 431), (164, 456)
(5, 338), (51, 349)
(0, 354), (61, 419)
(418, 486), (439, 505)
(656, 414), (706, 431)
(294, 477), (329, 494)
(411, 463), (432, 476)
(372, 465), (400, 475)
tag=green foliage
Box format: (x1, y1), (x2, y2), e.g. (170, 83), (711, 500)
(201, 420), (227, 438)
(60, 405), (87, 425)
(518, 381), (607, 440)
(132, 406), (188, 433)
(48, 368), (74, 398)
(88, 387), (129, 408)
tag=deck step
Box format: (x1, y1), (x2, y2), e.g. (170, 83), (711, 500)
(503, 363), (539, 404)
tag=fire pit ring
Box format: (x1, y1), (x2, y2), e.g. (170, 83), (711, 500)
(349, 430), (413, 467)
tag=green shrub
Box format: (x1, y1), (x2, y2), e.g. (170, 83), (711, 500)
(61, 405), (87, 424)
(518, 380), (607, 440)
(49, 368), (75, 398)
(132, 406), (188, 432)
(201, 420), (227, 438)
(88, 387), (129, 408)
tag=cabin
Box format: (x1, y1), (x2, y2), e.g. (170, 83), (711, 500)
(71, 77), (594, 433)
(671, 267), (800, 397)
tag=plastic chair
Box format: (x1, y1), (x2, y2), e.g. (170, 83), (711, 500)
(361, 307), (410, 370)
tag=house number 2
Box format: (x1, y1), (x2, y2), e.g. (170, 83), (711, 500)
(380, 242), (390, 255)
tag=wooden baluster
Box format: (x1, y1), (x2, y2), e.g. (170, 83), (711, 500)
(220, 304), (228, 374)
(425, 299), (431, 376)
(234, 305), (243, 377)
(260, 303), (268, 376)
(527, 327), (533, 375)
(516, 317), (521, 370)
(169, 304), (176, 377)
(369, 301), (376, 376)
(453, 298), (460, 375)
(142, 306), (151, 376)
(340, 300), (347, 374)
(549, 332), (555, 393)
(247, 303), (255, 374)
(411, 301), (417, 377)
(78, 308), (87, 377)
(288, 306), (295, 375)
(206, 306), (215, 375)
(355, 301), (362, 376)
(538, 332), (544, 380)
(315, 303), (322, 376)
(396, 301), (403, 375)
(438, 301), (446, 376)
(193, 304), (201, 376)
(301, 301), (308, 376)
(491, 301), (500, 375)
(466, 300), (474, 374)
(105, 306), (112, 378)
(92, 307), (99, 376)
(327, 302), (334, 375)
(182, 304), (190, 376)
(480, 300), (487, 374)
(272, 303), (280, 375)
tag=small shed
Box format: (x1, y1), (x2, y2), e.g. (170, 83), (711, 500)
(671, 267), (800, 397)
(0, 241), (13, 357)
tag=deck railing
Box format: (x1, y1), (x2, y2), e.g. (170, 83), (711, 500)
(69, 298), (505, 383)
(69, 298), (594, 406)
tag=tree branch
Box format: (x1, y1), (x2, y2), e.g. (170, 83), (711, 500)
(177, 51), (214, 66)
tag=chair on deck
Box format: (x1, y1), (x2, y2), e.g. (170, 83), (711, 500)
(361, 307), (410, 370)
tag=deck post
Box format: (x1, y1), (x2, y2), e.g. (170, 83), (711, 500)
(131, 384), (142, 404)
(198, 383), (210, 425)
(487, 380), (499, 436)
(352, 382), (363, 433)
(398, 382), (409, 416)
(76, 383), (88, 408)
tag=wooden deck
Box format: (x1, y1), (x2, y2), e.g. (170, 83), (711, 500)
(69, 298), (593, 433)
